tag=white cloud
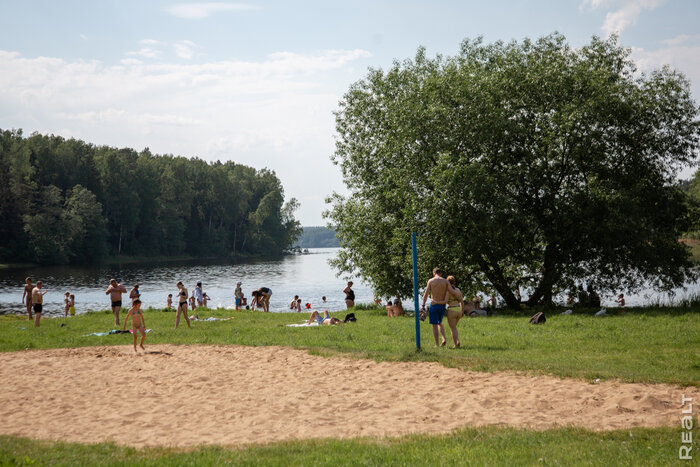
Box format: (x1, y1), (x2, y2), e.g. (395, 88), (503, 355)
(167, 2), (257, 20)
(0, 47), (371, 224)
(174, 40), (196, 59)
(662, 34), (698, 47)
(631, 39), (700, 85)
(126, 47), (161, 59)
(140, 39), (167, 46)
(580, 0), (667, 36)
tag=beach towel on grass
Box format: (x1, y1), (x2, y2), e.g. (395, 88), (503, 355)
(286, 322), (320, 327)
(191, 316), (233, 322)
(84, 329), (152, 337)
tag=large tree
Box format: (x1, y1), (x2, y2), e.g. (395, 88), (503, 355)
(327, 33), (700, 307)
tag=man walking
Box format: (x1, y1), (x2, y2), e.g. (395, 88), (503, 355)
(421, 267), (451, 347)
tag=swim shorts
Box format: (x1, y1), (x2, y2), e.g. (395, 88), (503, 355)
(33, 303), (43, 314)
(429, 303), (446, 324)
(111, 300), (122, 308)
(315, 313), (325, 325)
(235, 298), (242, 306)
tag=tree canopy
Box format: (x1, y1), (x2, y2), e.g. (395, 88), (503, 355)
(0, 130), (301, 264)
(327, 33), (700, 307)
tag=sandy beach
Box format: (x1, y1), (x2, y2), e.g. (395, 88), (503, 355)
(0, 345), (693, 448)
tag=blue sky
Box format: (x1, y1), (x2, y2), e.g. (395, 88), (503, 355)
(1, 0), (699, 224)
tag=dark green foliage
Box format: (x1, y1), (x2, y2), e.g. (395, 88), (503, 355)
(0, 130), (301, 264)
(328, 34), (700, 307)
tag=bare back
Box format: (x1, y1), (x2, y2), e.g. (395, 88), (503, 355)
(425, 276), (450, 305)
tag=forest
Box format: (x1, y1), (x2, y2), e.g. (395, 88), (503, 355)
(0, 129), (301, 265)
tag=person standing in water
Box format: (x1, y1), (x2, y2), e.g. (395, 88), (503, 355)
(106, 279), (127, 326)
(344, 281), (355, 309)
(31, 281), (48, 327)
(251, 287), (272, 312)
(22, 277), (34, 320)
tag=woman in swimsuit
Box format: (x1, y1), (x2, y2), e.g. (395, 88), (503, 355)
(253, 287), (272, 312)
(445, 276), (465, 348)
(344, 281), (355, 309)
(175, 281), (191, 329)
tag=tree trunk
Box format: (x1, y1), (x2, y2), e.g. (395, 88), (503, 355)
(526, 246), (557, 306)
(118, 223), (123, 255)
(478, 257), (521, 309)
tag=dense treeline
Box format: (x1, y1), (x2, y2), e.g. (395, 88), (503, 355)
(0, 129), (301, 264)
(293, 226), (339, 248)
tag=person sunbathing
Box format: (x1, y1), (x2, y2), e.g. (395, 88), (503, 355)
(307, 310), (342, 325)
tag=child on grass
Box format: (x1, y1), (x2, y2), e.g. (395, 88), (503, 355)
(123, 299), (146, 352)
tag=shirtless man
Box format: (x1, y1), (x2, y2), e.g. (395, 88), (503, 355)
(421, 267), (452, 347)
(31, 281), (48, 327)
(22, 277), (33, 320)
(106, 279), (127, 326)
(123, 299), (146, 352)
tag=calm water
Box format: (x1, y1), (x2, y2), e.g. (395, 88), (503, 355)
(1, 248), (699, 317)
(0, 248), (374, 317)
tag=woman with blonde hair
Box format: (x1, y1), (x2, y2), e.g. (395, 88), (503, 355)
(445, 275), (465, 348)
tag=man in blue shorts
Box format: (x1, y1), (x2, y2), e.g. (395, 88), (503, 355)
(420, 267), (451, 347)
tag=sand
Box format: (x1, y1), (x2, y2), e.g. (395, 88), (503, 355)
(0, 345), (694, 448)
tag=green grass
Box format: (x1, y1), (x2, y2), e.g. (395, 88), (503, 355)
(0, 426), (692, 466)
(1, 305), (698, 386)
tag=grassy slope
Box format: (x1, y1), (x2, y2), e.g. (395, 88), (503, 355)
(1, 306), (698, 386)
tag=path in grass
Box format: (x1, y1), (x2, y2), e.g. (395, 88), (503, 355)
(0, 345), (694, 448)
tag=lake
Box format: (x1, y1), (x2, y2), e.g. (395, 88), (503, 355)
(1, 248), (698, 317)
(0, 248), (374, 317)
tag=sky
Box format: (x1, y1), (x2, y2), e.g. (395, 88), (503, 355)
(1, 1), (699, 225)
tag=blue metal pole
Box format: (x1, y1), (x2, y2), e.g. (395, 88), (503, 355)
(412, 232), (421, 349)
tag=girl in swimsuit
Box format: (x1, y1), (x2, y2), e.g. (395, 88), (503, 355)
(446, 276), (465, 348)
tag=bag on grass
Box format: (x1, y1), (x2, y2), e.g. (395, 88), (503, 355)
(344, 313), (357, 323)
(529, 311), (546, 324)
